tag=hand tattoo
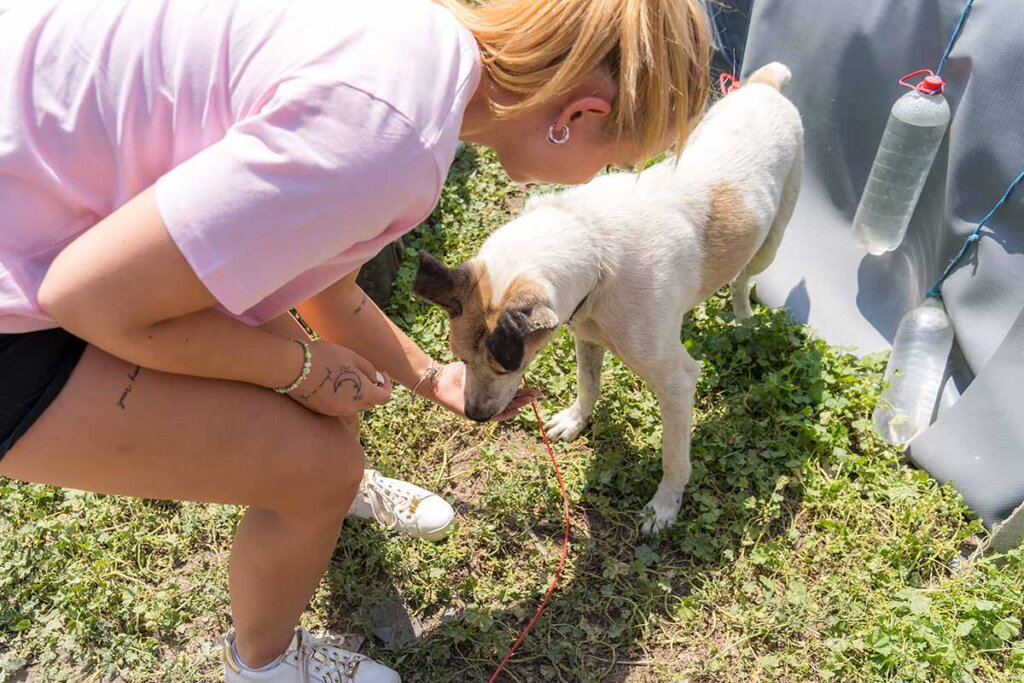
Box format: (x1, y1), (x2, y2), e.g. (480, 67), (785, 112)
(298, 365), (362, 402)
(298, 367), (332, 402)
(331, 365), (363, 401)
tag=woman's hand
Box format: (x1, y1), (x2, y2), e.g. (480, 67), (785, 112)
(288, 340), (392, 416)
(426, 362), (541, 421)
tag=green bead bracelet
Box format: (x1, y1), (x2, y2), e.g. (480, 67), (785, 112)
(273, 339), (312, 394)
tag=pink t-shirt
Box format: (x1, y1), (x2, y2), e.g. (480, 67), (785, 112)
(0, 0), (480, 333)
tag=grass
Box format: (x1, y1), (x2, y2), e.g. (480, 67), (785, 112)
(2, 145), (1023, 682)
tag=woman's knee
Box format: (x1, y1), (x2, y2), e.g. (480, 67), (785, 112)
(274, 415), (364, 516)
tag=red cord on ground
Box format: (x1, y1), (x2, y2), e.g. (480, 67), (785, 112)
(487, 398), (571, 683)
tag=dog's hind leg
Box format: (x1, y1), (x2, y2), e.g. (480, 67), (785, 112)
(621, 343), (701, 535)
(730, 152), (803, 319)
(544, 335), (605, 442)
(730, 271), (756, 320)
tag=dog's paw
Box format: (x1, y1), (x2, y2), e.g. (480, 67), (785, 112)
(543, 405), (589, 442)
(732, 298), (754, 320)
(640, 484), (684, 536)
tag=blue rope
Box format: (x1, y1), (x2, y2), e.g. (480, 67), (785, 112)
(936, 0), (974, 78)
(926, 170), (1024, 300)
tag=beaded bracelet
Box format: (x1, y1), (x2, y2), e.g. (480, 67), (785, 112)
(273, 339), (313, 394)
(410, 361), (440, 402)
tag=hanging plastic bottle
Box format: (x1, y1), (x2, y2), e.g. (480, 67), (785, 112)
(852, 71), (952, 255)
(873, 297), (955, 445)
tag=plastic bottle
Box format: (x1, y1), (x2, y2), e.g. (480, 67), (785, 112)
(873, 297), (955, 445)
(852, 73), (951, 255)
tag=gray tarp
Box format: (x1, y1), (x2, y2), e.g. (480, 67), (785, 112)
(739, 0), (1024, 524)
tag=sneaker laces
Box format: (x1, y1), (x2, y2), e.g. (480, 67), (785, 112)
(358, 470), (424, 532)
(296, 630), (365, 683)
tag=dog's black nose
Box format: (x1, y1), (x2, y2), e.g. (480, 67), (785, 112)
(465, 407), (491, 424)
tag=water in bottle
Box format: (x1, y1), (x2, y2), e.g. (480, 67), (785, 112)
(873, 297), (955, 445)
(852, 73), (951, 255)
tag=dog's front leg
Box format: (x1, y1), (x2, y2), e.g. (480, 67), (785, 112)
(544, 335), (605, 442)
(637, 347), (701, 535)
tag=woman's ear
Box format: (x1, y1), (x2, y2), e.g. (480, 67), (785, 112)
(552, 70), (617, 131)
(554, 96), (613, 131)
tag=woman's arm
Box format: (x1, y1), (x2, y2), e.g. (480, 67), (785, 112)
(295, 273), (539, 419)
(296, 273), (436, 394)
(38, 187), (389, 416)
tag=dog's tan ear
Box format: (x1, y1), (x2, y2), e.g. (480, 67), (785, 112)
(486, 305), (559, 371)
(413, 251), (469, 317)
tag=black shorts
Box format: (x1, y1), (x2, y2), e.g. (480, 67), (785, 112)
(0, 328), (87, 460)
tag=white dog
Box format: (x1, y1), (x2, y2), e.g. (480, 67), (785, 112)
(414, 63), (803, 534)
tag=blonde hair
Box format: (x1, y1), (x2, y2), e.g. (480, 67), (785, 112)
(435, 0), (712, 160)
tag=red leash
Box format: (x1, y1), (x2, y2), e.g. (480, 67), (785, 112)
(487, 397), (571, 683)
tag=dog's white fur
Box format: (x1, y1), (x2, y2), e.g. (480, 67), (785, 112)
(431, 63), (803, 534)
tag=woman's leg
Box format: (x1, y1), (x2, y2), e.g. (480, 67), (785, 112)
(0, 344), (364, 668)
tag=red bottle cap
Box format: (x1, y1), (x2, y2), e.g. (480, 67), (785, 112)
(899, 69), (946, 95)
(920, 75), (945, 94)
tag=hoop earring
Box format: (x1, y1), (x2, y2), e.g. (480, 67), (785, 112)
(547, 124), (570, 145)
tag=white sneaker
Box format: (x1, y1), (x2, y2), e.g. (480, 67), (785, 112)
(347, 469), (454, 542)
(223, 628), (400, 683)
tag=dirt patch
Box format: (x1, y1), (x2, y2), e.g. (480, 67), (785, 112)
(445, 428), (546, 506)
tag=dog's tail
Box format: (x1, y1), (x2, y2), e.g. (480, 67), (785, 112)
(747, 62), (791, 90)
